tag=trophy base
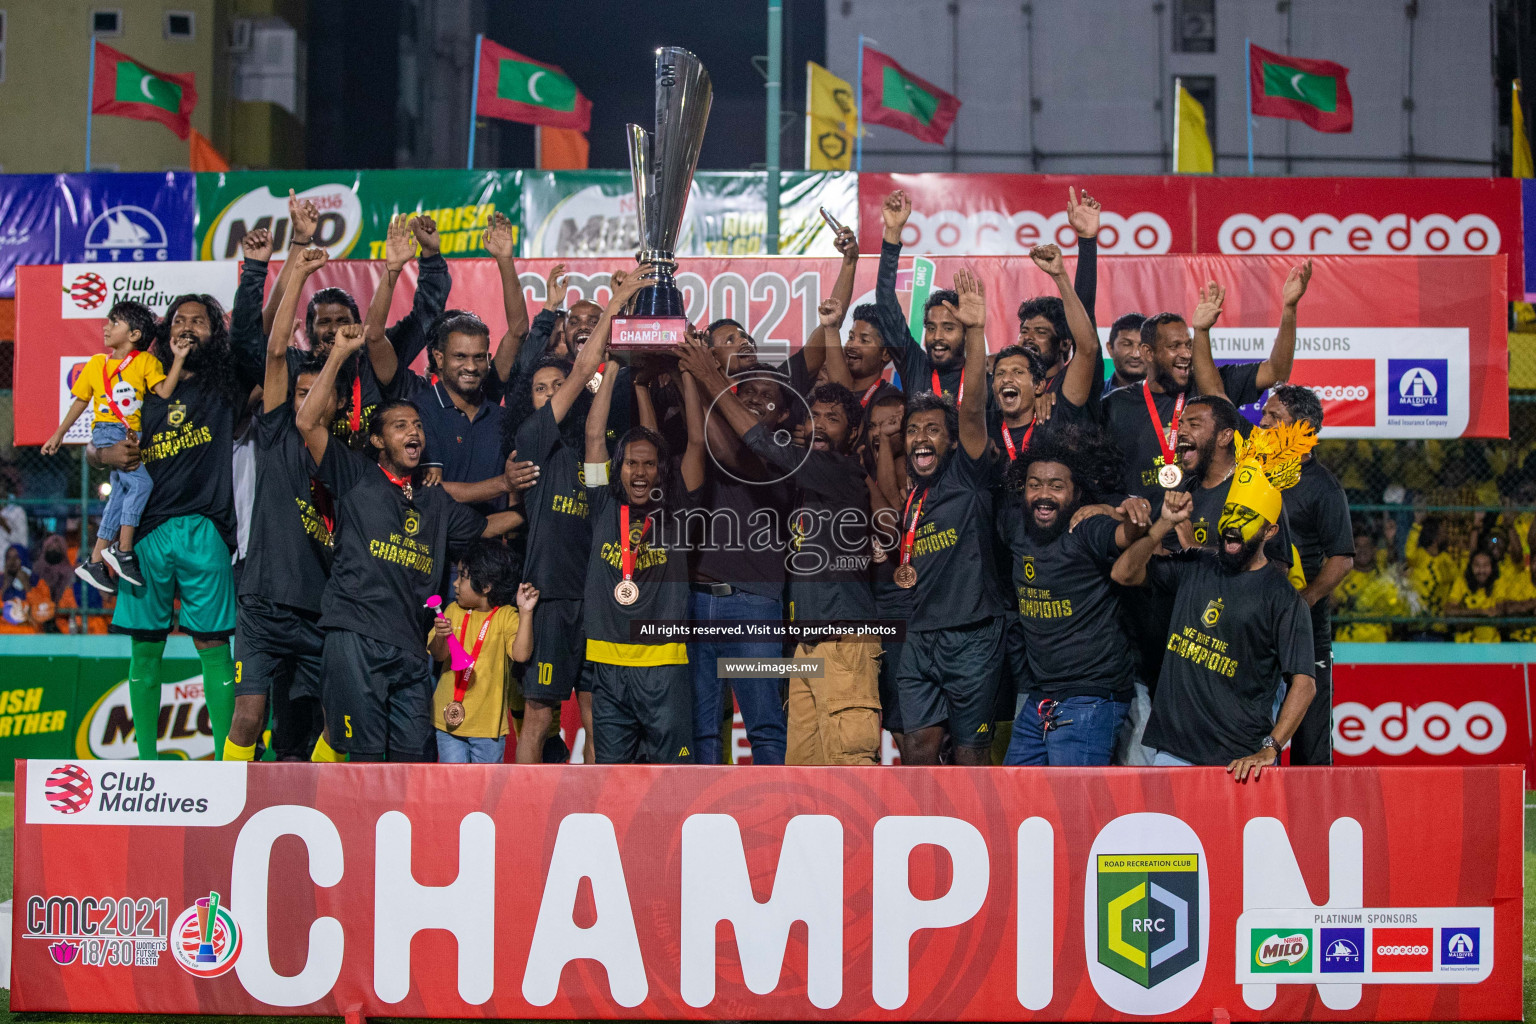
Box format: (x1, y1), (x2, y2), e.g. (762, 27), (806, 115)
(610, 316), (691, 351)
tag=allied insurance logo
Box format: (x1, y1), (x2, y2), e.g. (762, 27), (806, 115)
(170, 892), (242, 978)
(1095, 853), (1202, 988)
(1440, 927), (1481, 971)
(1388, 359), (1448, 417)
(26, 761), (247, 826)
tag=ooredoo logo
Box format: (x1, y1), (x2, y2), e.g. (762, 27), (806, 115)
(1291, 358), (1375, 428)
(900, 208), (1172, 255)
(44, 764), (93, 814)
(1373, 927), (1432, 971)
(1217, 212), (1500, 256)
(67, 272), (110, 311)
(1333, 700), (1506, 757)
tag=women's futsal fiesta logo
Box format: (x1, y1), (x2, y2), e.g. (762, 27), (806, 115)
(170, 892), (242, 977)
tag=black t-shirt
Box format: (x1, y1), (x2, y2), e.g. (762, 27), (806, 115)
(582, 484), (699, 651)
(1102, 365), (1263, 503)
(315, 445), (486, 651)
(876, 239), (978, 403)
(1284, 457), (1354, 637)
(690, 449), (791, 600)
(1171, 471), (1296, 567)
(238, 404), (334, 611)
(1141, 551), (1315, 765)
(137, 372), (253, 550)
(998, 510), (1136, 698)
(512, 308), (631, 442)
(902, 445), (1005, 632)
(514, 403), (590, 600)
(743, 423), (876, 624)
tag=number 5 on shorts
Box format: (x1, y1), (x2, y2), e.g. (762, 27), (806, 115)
(344, 715), (352, 738)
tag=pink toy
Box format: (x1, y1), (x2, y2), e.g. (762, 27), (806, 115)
(425, 595), (475, 671)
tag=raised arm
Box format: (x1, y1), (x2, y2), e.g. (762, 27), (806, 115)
(548, 266), (648, 428)
(675, 336), (757, 440)
(797, 227), (860, 381)
(364, 214), (415, 388)
(1066, 186), (1100, 322)
(262, 191), (319, 337)
(264, 246), (329, 412)
(1257, 260), (1311, 390)
(1189, 281), (1226, 398)
(1030, 243), (1097, 407)
(679, 365), (708, 493)
(585, 362), (619, 464)
(875, 190), (920, 355)
(951, 268), (989, 458)
(298, 324), (366, 464)
(816, 297), (853, 388)
(485, 212), (531, 386)
(387, 214), (451, 366)
(1112, 490), (1192, 586)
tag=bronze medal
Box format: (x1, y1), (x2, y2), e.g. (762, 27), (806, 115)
(443, 700), (465, 728)
(586, 371), (603, 393)
(1158, 463), (1184, 489)
(614, 579), (639, 605)
(893, 564), (918, 589)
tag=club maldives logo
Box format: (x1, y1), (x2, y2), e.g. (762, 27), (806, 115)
(1251, 928), (1312, 972)
(170, 892), (241, 978)
(44, 763), (94, 813)
(67, 271), (110, 311)
(1095, 853), (1202, 988)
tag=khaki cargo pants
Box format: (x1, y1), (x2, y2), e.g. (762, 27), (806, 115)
(786, 636), (882, 765)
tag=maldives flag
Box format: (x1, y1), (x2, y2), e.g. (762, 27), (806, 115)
(90, 42), (197, 139)
(475, 38), (591, 132)
(861, 46), (960, 145)
(1248, 43), (1353, 133)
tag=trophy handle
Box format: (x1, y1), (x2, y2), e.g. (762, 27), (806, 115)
(625, 124), (652, 254)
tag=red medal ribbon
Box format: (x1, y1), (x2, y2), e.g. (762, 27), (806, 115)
(309, 478), (335, 535)
(900, 487), (928, 568)
(859, 378), (883, 407)
(100, 350), (140, 427)
(1000, 418), (1036, 462)
(619, 503), (653, 583)
(451, 606), (500, 703)
(379, 464), (413, 493)
(931, 368), (963, 405)
(349, 375), (363, 433)
(1141, 381), (1186, 467)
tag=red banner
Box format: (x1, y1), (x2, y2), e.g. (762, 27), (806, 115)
(857, 173), (1524, 299)
(1331, 661), (1534, 776)
(13, 761), (1521, 1019)
(14, 252), (1507, 444)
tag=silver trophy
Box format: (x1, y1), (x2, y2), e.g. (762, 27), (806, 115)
(613, 46), (712, 347)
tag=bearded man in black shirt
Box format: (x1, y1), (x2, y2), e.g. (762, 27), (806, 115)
(1113, 447), (1316, 781)
(298, 327), (526, 762)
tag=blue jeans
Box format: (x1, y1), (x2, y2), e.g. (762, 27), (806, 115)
(1153, 750), (1195, 767)
(1004, 694), (1129, 766)
(92, 422), (152, 542)
(687, 588), (787, 765)
(435, 731), (506, 763)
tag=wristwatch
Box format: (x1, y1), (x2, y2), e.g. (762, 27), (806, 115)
(1260, 735), (1281, 759)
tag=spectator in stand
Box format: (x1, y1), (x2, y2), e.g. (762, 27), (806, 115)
(1444, 548), (1504, 643)
(1404, 514), (1460, 635)
(1333, 523), (1412, 642)
(1, 544), (33, 632)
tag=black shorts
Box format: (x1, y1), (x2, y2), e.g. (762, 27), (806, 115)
(233, 595), (325, 700)
(320, 629), (434, 762)
(896, 616), (1005, 748)
(589, 660), (694, 764)
(523, 598), (588, 702)
(877, 638), (905, 734)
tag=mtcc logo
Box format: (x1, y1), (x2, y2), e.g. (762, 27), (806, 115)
(84, 205), (170, 262)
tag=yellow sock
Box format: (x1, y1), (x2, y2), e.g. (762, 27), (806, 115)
(222, 738), (256, 762)
(311, 734), (344, 763)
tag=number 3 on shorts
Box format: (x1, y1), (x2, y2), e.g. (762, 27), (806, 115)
(344, 715), (352, 738)
(234, 661), (242, 684)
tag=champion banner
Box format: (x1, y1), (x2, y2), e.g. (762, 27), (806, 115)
(858, 173), (1524, 299)
(11, 761), (1521, 1019)
(12, 252), (1506, 444)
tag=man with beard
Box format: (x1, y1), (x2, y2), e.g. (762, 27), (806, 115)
(678, 300), (886, 764)
(298, 327), (526, 762)
(1112, 457), (1316, 780)
(1258, 383), (1354, 765)
(94, 293), (264, 760)
(582, 329), (707, 764)
(876, 191), (968, 402)
(893, 268), (1002, 766)
(1106, 312), (1147, 390)
(1102, 261), (1309, 503)
(510, 271), (648, 765)
(1014, 188), (1104, 410)
(998, 427), (1152, 765)
(236, 207), (450, 444)
(225, 244), (340, 762)
(844, 305), (904, 408)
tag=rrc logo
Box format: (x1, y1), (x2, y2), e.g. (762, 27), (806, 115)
(1095, 853), (1201, 988)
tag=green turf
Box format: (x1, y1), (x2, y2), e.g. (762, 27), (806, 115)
(0, 786), (1527, 1023)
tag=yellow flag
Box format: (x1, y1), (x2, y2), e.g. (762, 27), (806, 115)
(805, 61), (855, 171)
(1174, 81), (1214, 174)
(1514, 81), (1533, 178)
